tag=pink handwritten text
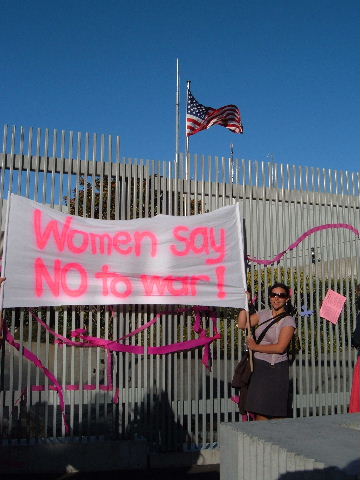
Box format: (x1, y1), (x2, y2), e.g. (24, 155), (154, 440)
(95, 265), (133, 298)
(35, 258), (88, 297)
(34, 209), (159, 257)
(141, 274), (211, 296)
(170, 226), (226, 264)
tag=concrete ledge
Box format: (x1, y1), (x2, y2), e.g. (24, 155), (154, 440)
(220, 414), (360, 480)
(0, 439), (147, 474)
(0, 438), (219, 475)
(149, 448), (219, 469)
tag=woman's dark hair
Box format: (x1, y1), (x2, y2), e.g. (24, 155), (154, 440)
(268, 282), (290, 298)
(268, 282), (296, 315)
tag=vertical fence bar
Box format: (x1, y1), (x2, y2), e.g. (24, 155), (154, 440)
(16, 126), (24, 195)
(0, 125), (9, 203)
(26, 128), (33, 199)
(50, 129), (57, 207)
(8, 126), (16, 197)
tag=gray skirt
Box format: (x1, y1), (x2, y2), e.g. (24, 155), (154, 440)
(245, 358), (290, 417)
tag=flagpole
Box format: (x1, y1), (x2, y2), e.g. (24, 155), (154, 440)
(175, 59), (180, 176)
(230, 143), (234, 183)
(0, 194), (11, 338)
(185, 80), (191, 180)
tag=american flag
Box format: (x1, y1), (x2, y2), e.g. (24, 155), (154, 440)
(186, 90), (244, 137)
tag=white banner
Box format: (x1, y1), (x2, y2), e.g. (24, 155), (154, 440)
(2, 194), (247, 308)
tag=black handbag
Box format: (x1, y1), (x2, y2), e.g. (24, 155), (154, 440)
(231, 311), (288, 414)
(231, 350), (252, 389)
(231, 350), (252, 414)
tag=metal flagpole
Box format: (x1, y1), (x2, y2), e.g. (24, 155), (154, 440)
(185, 80), (191, 180)
(230, 143), (234, 183)
(0, 193), (11, 337)
(175, 59), (180, 176)
(246, 311), (254, 372)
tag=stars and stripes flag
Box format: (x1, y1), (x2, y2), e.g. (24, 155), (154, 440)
(186, 90), (244, 137)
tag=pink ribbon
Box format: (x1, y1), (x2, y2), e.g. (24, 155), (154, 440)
(51, 306), (219, 368)
(3, 323), (70, 433)
(247, 223), (360, 265)
(4, 306), (220, 433)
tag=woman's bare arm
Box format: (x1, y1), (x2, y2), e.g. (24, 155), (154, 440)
(237, 309), (259, 329)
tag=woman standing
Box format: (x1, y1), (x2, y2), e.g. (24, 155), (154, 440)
(238, 282), (296, 420)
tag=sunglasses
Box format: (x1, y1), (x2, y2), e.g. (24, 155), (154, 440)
(269, 292), (288, 299)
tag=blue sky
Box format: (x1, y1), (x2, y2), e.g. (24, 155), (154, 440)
(0, 0), (359, 171)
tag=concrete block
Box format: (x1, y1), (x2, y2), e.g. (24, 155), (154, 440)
(220, 414), (360, 480)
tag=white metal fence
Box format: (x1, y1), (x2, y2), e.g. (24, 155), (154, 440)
(0, 125), (359, 450)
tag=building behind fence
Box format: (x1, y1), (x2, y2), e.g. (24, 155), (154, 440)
(0, 125), (359, 451)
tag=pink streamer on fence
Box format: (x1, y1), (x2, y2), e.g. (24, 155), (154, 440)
(3, 323), (70, 433)
(4, 306), (220, 433)
(247, 223), (360, 265)
(52, 307), (220, 365)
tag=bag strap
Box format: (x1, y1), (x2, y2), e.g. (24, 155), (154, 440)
(255, 312), (288, 345)
(256, 311), (284, 329)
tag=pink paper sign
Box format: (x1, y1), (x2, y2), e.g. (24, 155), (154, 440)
(319, 289), (346, 324)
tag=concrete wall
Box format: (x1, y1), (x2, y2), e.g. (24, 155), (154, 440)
(220, 413), (360, 480)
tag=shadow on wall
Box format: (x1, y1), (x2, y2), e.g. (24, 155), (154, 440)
(1, 397), (49, 440)
(1, 392), (120, 440)
(278, 459), (360, 479)
(126, 389), (195, 454)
